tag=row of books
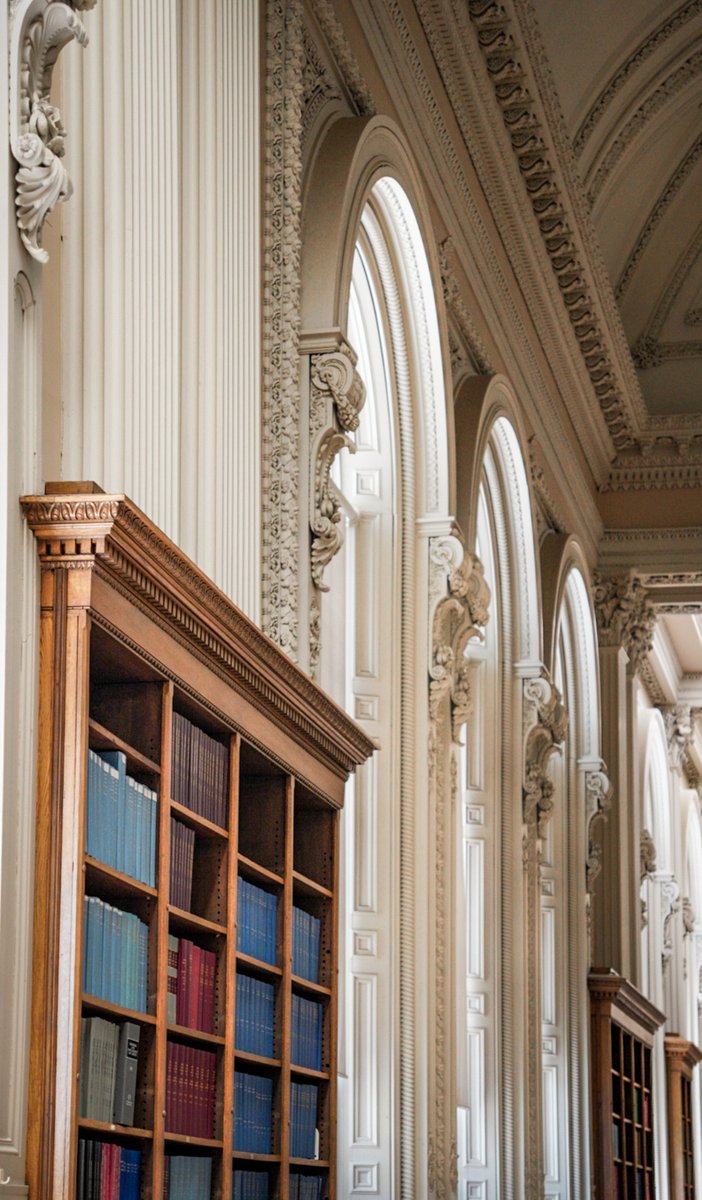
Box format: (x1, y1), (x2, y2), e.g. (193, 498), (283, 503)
(79, 1016), (140, 1125)
(83, 896), (148, 1013)
(172, 712), (228, 827)
(87, 749), (157, 886)
(170, 818), (196, 911)
(237, 879), (278, 964)
(164, 1155), (213, 1200)
(292, 907), (321, 984)
(236, 973), (275, 1058)
(166, 1042), (216, 1139)
(77, 1140), (141, 1199)
(233, 1071), (273, 1154)
(290, 1082), (319, 1160)
(289, 1175), (325, 1200)
(232, 1169), (269, 1199)
(291, 994), (323, 1072)
(167, 935), (217, 1033)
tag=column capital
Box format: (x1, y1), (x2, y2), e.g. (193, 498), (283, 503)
(592, 572), (656, 670)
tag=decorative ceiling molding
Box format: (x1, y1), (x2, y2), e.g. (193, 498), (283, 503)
(615, 135), (702, 299)
(467, 0), (638, 450)
(604, 458), (702, 492)
(9, 0), (96, 263)
(586, 50), (702, 204)
(685, 306), (702, 326)
(632, 338), (702, 369)
(599, 526), (702, 575)
(573, 0), (702, 156)
(309, 0), (376, 116)
(637, 221), (702, 347)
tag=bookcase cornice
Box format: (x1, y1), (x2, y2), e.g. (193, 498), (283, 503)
(22, 489), (375, 783)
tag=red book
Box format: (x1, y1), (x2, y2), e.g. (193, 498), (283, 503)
(111, 1144), (121, 1200)
(190, 943), (202, 1031)
(202, 948), (215, 1034)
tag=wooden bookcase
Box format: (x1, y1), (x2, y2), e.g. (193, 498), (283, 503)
(589, 971), (665, 1200)
(22, 486), (374, 1200)
(664, 1035), (702, 1199)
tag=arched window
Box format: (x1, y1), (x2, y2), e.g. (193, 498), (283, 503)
(457, 408), (542, 1199)
(315, 170), (451, 1194)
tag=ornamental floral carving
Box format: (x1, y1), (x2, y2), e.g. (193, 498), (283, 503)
(10, 0), (96, 263)
(308, 343), (366, 595)
(585, 766), (613, 892)
(429, 535), (490, 739)
(522, 671), (567, 837)
(683, 896), (696, 935)
(661, 877), (681, 973)
(592, 573), (656, 670)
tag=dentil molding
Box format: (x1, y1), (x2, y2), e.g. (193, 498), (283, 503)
(10, 0), (96, 263)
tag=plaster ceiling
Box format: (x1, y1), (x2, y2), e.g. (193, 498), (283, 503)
(533, 0), (702, 419)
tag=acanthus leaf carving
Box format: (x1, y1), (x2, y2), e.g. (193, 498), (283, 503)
(592, 572), (656, 671)
(10, 1), (96, 263)
(661, 703), (693, 772)
(522, 670), (567, 837)
(310, 429), (353, 592)
(428, 535), (490, 740)
(585, 765), (613, 893)
(661, 876), (681, 973)
(682, 896), (696, 935)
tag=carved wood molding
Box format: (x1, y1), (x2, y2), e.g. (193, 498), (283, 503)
(22, 490), (375, 779)
(9, 0), (96, 263)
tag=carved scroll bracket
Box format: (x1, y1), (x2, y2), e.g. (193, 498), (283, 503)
(640, 828), (657, 931)
(584, 764), (613, 893)
(661, 703), (694, 772)
(522, 670), (567, 838)
(428, 533), (490, 741)
(308, 341), (366, 594)
(10, 0), (96, 263)
(661, 875), (681, 974)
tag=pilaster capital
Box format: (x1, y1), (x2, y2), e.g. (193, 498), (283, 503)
(592, 572), (656, 670)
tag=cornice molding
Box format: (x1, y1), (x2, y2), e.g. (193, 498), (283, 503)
(573, 1), (702, 157)
(309, 0), (376, 117)
(466, 0), (638, 451)
(9, 0), (96, 263)
(21, 491), (375, 779)
(588, 970), (666, 1035)
(599, 527), (702, 578)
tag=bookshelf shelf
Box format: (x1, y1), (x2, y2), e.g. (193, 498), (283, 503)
(292, 872), (333, 900)
(23, 487), (373, 1200)
(236, 951), (284, 978)
(88, 717), (161, 775)
(77, 1119), (154, 1140)
(168, 1023), (227, 1047)
(235, 1051), (283, 1070)
(168, 905), (228, 938)
(171, 798), (230, 840)
(85, 856), (158, 901)
(81, 995), (158, 1025)
(239, 854), (285, 889)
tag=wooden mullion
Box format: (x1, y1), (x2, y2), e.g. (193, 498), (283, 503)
(279, 776), (295, 1199)
(152, 679), (174, 1200)
(221, 732), (240, 1200)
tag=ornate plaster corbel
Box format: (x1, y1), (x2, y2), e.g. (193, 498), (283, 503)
(640, 828), (657, 930)
(522, 671), (567, 837)
(683, 896), (696, 935)
(10, 0), (96, 263)
(428, 534), (490, 739)
(584, 766), (613, 892)
(661, 703), (693, 772)
(661, 876), (681, 974)
(308, 343), (365, 593)
(592, 572), (656, 672)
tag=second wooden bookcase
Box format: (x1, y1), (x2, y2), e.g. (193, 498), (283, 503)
(22, 486), (374, 1200)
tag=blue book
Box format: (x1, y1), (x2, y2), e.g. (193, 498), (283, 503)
(99, 750), (127, 874)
